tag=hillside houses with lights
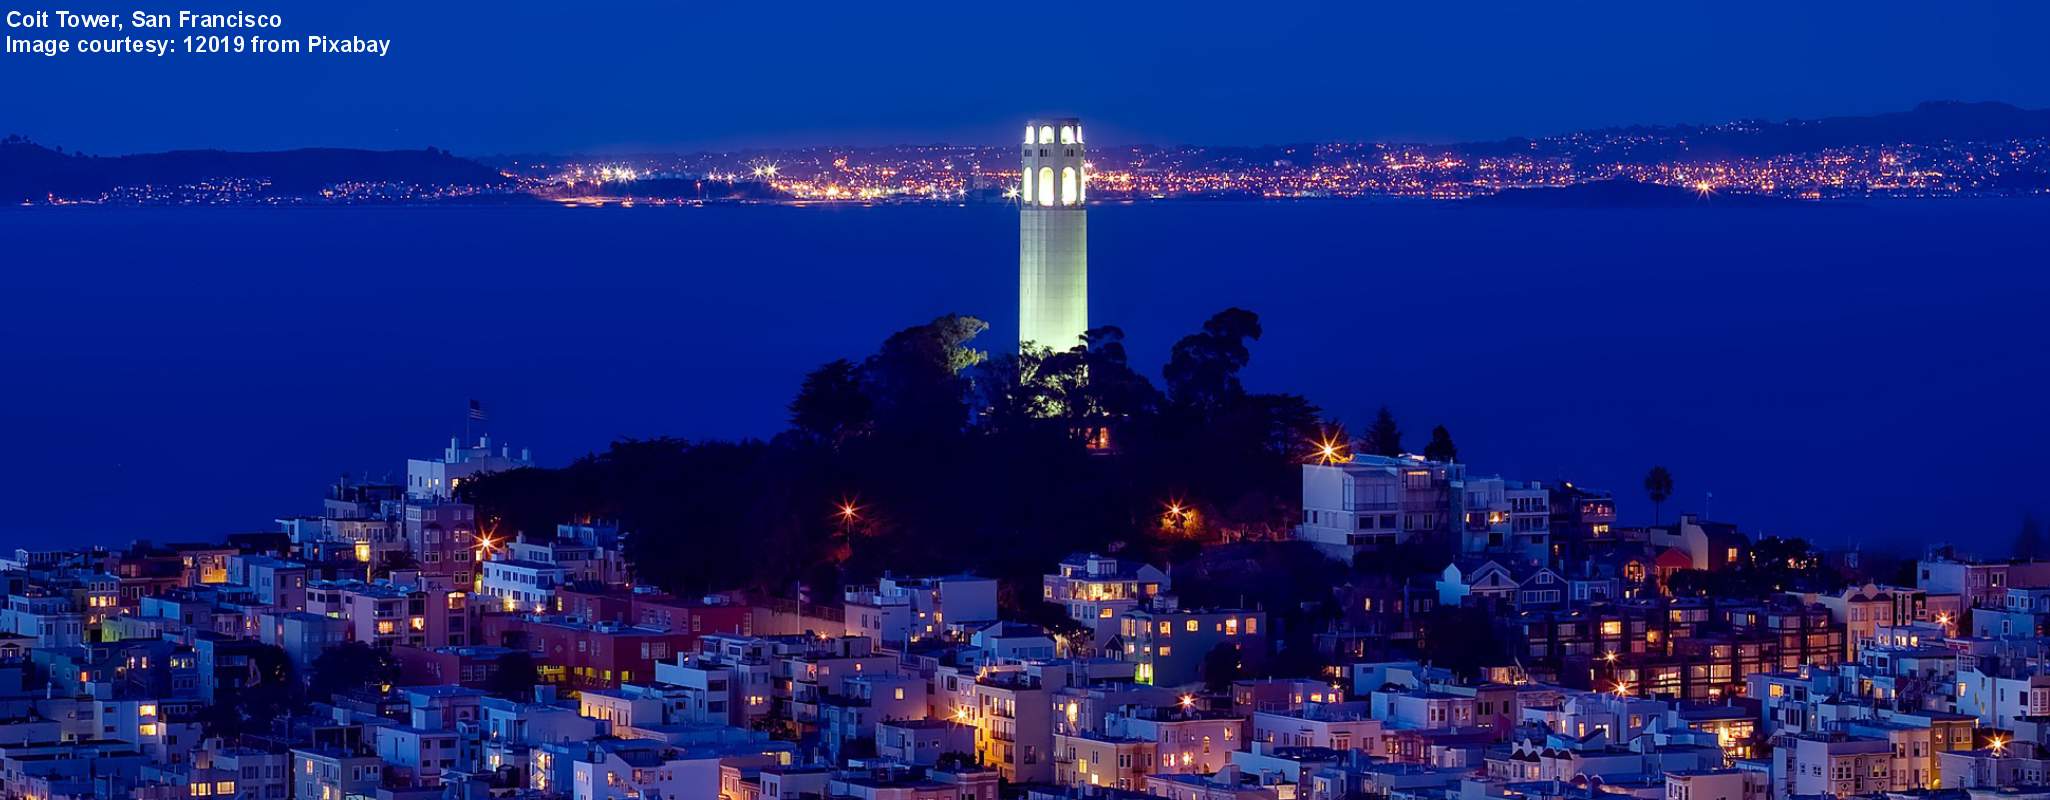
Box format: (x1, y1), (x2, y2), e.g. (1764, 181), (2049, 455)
(5, 428), (2050, 800)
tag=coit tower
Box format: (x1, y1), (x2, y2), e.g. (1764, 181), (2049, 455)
(1018, 118), (1087, 352)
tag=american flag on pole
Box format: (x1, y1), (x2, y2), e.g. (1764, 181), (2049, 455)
(468, 400), (487, 421)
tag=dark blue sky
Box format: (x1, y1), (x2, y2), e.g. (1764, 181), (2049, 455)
(8, 0), (2047, 154)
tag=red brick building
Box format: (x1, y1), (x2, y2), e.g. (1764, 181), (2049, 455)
(521, 618), (697, 692)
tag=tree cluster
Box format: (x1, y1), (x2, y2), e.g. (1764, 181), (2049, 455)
(462, 309), (1331, 606)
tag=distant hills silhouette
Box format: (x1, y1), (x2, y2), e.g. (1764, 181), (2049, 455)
(0, 138), (509, 203)
(1462, 101), (2050, 162)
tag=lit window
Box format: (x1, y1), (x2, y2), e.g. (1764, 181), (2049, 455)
(1186, 620), (1199, 632)
(1022, 167), (1032, 201)
(1025, 125), (1035, 145)
(1059, 125), (1074, 144)
(1038, 125), (1054, 144)
(1037, 167), (1054, 206)
(1060, 167), (1077, 205)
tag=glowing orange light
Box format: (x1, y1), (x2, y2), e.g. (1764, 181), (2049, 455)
(1311, 433), (1354, 465)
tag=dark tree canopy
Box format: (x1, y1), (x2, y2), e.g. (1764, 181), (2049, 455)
(1423, 425), (1457, 463)
(1364, 407), (1403, 458)
(1163, 308), (1262, 412)
(863, 314), (988, 438)
(1201, 642), (1243, 693)
(790, 359), (871, 445)
(485, 651), (541, 699)
(308, 641), (399, 703)
(2018, 513), (2043, 561)
(198, 643), (296, 739)
(464, 309), (1323, 610)
(1644, 466), (1675, 524)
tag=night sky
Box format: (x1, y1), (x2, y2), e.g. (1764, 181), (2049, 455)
(7, 0), (2048, 154)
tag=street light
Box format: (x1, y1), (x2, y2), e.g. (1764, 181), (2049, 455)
(1162, 500), (1195, 537)
(1310, 433), (1354, 466)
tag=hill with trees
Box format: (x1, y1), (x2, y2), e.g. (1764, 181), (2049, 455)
(460, 310), (1345, 611)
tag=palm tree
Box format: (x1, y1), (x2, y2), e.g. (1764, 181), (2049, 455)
(1644, 466), (1674, 525)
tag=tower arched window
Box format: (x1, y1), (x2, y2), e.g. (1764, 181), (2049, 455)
(1025, 125), (1035, 145)
(1060, 167), (1077, 206)
(1037, 166), (1054, 207)
(1059, 126), (1074, 145)
(1039, 126), (1055, 145)
(1021, 168), (1033, 202)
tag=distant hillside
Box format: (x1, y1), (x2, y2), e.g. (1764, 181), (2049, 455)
(1469, 179), (1810, 208)
(0, 138), (512, 203)
(1464, 101), (2050, 163)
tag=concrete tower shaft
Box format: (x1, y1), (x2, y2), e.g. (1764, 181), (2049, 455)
(1019, 118), (1088, 352)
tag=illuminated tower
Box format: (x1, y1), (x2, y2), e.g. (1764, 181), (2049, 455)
(1019, 118), (1087, 351)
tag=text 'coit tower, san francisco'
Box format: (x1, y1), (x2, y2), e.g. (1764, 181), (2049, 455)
(1019, 118), (1087, 351)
